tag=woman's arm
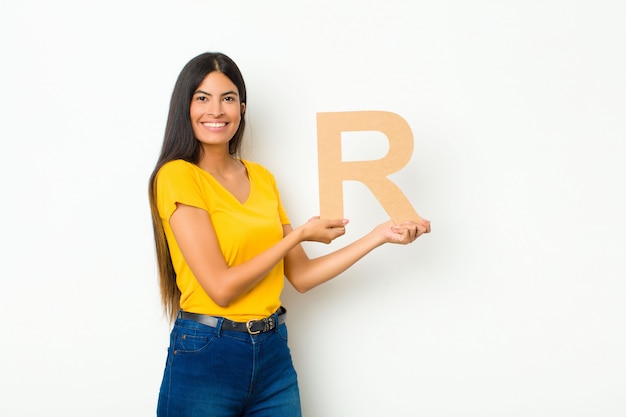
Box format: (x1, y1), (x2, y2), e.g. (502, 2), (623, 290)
(169, 203), (348, 307)
(284, 218), (431, 293)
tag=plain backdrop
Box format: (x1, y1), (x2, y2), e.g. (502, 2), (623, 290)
(1, 1), (625, 416)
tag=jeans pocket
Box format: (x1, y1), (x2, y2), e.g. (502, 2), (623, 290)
(173, 331), (215, 353)
(277, 323), (289, 342)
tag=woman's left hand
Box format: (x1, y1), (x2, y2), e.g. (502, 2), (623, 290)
(377, 218), (431, 245)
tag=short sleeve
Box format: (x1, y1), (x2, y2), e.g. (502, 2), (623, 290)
(155, 160), (208, 221)
(275, 186), (290, 226)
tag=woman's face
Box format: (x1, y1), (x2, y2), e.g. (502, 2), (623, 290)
(189, 71), (245, 149)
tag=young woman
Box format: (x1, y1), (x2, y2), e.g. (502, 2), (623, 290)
(149, 52), (430, 417)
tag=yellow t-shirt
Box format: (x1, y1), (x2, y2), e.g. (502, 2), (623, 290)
(155, 159), (290, 321)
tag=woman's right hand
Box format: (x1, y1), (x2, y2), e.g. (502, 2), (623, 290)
(297, 216), (349, 244)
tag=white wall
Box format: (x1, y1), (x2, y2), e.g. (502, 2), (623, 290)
(1, 1), (625, 415)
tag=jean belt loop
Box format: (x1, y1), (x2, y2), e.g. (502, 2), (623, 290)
(214, 317), (224, 337)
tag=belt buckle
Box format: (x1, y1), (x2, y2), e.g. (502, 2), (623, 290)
(246, 319), (261, 335)
(246, 316), (275, 335)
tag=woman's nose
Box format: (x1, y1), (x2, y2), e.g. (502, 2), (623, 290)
(207, 101), (224, 117)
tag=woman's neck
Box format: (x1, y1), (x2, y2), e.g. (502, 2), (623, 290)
(198, 147), (241, 177)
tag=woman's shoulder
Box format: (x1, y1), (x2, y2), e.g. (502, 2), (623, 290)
(158, 159), (197, 177)
(161, 159), (195, 170)
(241, 159), (273, 176)
(241, 159), (279, 184)
(155, 160), (202, 190)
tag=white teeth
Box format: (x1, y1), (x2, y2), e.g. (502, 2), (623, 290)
(203, 122), (226, 128)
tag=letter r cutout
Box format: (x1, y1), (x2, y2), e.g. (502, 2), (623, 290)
(317, 111), (421, 225)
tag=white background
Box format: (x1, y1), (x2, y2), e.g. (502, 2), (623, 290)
(1, 1), (625, 416)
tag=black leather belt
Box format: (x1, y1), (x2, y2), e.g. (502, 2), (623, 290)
(178, 307), (286, 335)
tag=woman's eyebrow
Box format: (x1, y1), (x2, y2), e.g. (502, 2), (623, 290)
(194, 89), (239, 97)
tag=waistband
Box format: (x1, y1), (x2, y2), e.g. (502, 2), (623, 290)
(177, 307), (287, 335)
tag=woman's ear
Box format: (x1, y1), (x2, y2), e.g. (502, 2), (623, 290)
(241, 102), (246, 115)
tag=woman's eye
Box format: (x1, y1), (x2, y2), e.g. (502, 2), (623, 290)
(224, 96), (235, 102)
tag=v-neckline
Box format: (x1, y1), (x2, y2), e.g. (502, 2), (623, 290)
(194, 160), (251, 205)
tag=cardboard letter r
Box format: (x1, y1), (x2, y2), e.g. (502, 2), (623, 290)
(317, 111), (421, 224)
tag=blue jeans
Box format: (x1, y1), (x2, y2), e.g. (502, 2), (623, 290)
(157, 314), (301, 417)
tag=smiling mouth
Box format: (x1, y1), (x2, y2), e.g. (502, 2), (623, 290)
(202, 122), (227, 128)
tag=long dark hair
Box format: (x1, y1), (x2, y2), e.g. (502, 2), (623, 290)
(148, 52), (247, 321)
